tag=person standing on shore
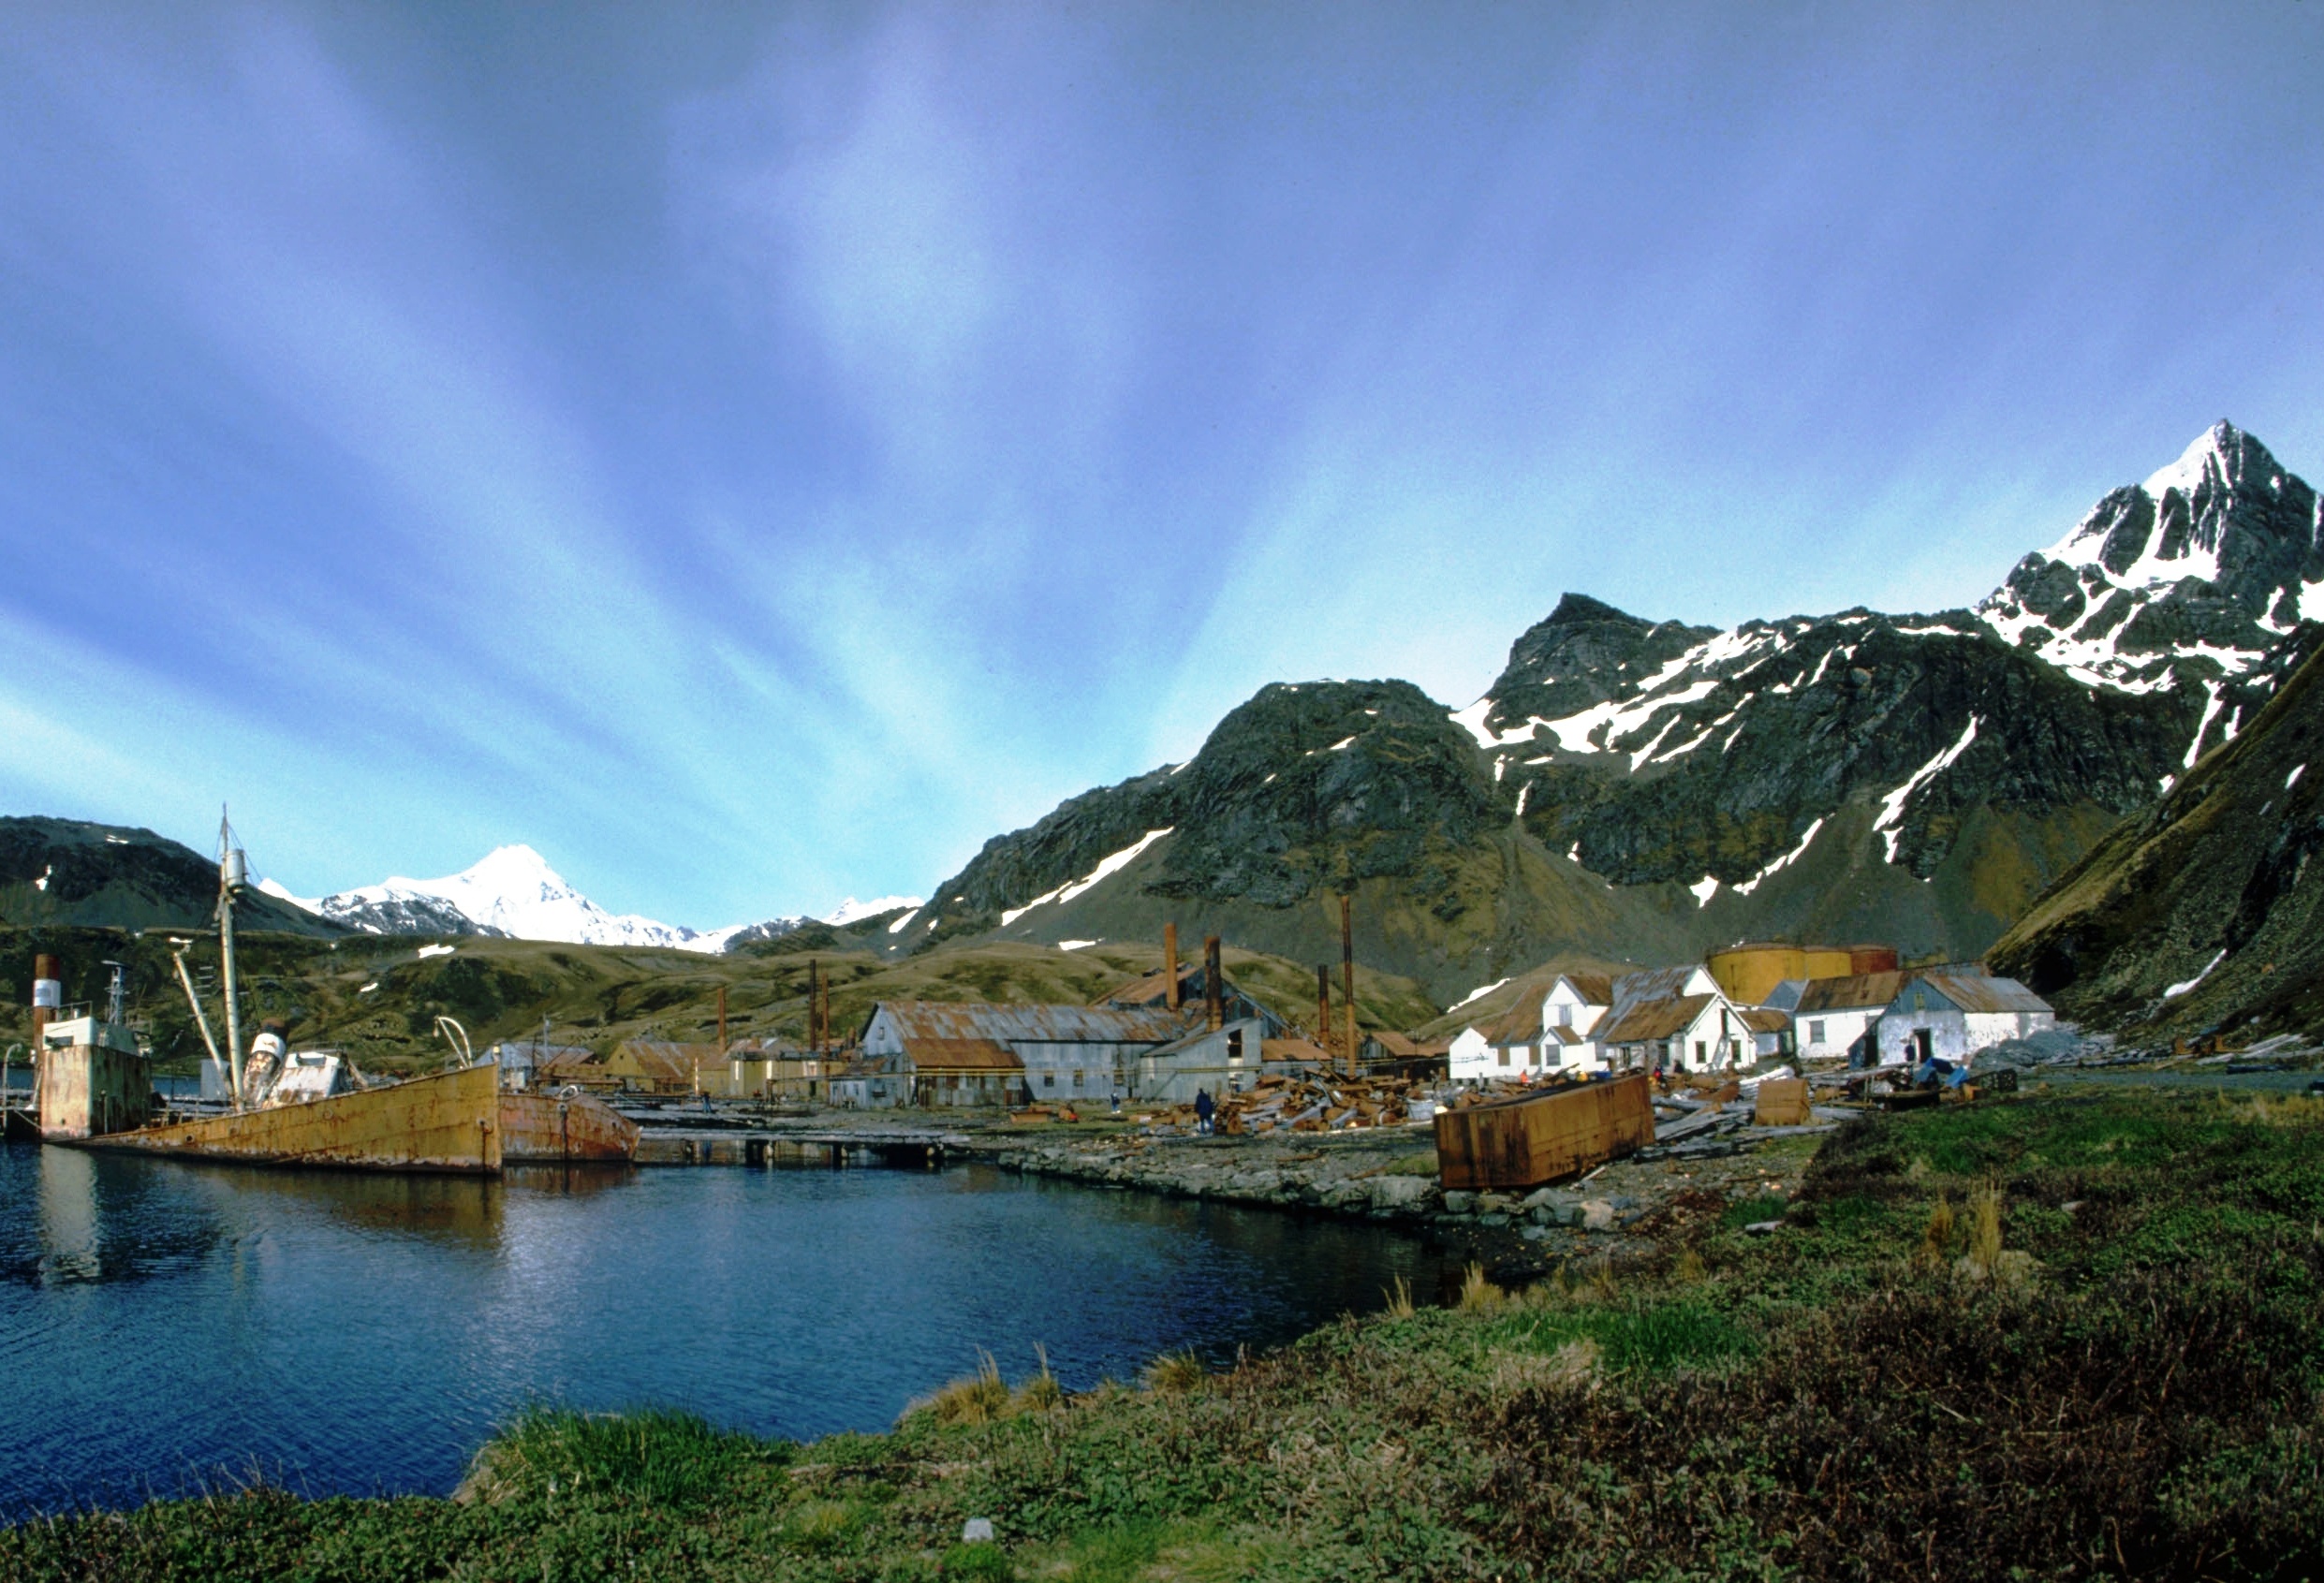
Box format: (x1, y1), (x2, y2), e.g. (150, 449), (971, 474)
(1194, 1087), (1214, 1136)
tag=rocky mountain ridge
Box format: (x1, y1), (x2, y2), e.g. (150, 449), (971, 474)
(894, 423), (2322, 1003)
(0, 816), (338, 937)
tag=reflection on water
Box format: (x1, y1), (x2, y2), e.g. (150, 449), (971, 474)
(0, 1144), (1450, 1513)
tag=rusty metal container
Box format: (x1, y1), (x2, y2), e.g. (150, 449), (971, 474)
(1434, 1073), (1655, 1191)
(1752, 1077), (1811, 1127)
(85, 1063), (502, 1173)
(500, 1089), (640, 1162)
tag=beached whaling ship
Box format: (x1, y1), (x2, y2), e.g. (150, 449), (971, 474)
(37, 813), (636, 1171)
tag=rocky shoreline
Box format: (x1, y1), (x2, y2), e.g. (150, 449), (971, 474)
(971, 1120), (1825, 1278)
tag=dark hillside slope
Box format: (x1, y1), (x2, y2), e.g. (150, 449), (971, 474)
(1991, 632), (2324, 1039)
(899, 680), (1692, 999)
(0, 816), (335, 936)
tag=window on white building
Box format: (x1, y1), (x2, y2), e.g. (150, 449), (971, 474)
(1809, 1019), (1826, 1044)
(1498, 1048), (1510, 1067)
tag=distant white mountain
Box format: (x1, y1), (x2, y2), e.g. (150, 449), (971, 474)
(822, 895), (922, 927)
(258, 846), (921, 953)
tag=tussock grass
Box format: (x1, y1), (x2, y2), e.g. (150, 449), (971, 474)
(1141, 1350), (1205, 1394)
(1456, 1261), (1504, 1312)
(1915, 1191), (1958, 1268)
(1013, 1344), (1064, 1414)
(909, 1350), (1012, 1426)
(1382, 1273), (1416, 1318)
(459, 1406), (771, 1508)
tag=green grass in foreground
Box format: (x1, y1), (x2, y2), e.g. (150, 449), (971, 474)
(8, 1089), (2324, 1580)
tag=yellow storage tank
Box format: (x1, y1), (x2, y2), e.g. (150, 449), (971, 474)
(1706, 944), (1808, 1007)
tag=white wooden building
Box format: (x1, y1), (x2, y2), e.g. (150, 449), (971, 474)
(1875, 973), (2055, 1064)
(1793, 973), (1905, 1064)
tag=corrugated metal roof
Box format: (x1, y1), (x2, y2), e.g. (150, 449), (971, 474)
(1796, 973), (1905, 1013)
(1740, 1008), (1791, 1033)
(906, 1038), (1022, 1072)
(1481, 989), (1552, 1046)
(1610, 965), (1703, 1009)
(1596, 993), (1716, 1045)
(1761, 979), (1810, 1013)
(1261, 1037), (1333, 1064)
(1366, 1031), (1422, 1057)
(612, 1040), (718, 1083)
(1146, 1016), (1263, 1060)
(1564, 974), (1615, 1007)
(1912, 973), (2052, 1015)
(877, 1000), (1187, 1045)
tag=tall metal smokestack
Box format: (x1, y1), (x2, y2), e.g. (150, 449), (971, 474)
(809, 960), (822, 1054)
(1340, 896), (1357, 1077)
(1203, 935), (1223, 1033)
(1316, 964), (1331, 1050)
(716, 984), (728, 1055)
(30, 953), (59, 1047)
(1164, 923), (1180, 1011)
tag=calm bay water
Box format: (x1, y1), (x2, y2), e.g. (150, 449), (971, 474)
(0, 1142), (1449, 1513)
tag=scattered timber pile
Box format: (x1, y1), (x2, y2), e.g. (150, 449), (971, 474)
(1140, 1072), (1428, 1136)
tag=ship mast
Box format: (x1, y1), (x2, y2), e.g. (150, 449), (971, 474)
(218, 809), (247, 1110)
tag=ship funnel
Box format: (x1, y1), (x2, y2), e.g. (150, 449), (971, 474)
(222, 847), (248, 890)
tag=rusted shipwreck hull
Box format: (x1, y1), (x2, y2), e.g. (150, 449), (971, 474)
(1434, 1073), (1656, 1191)
(74, 1064), (640, 1174)
(85, 1064), (507, 1173)
(499, 1089), (640, 1163)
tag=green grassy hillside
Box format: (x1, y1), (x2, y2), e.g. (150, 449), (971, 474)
(0, 927), (1441, 1077)
(1992, 632), (2324, 1040)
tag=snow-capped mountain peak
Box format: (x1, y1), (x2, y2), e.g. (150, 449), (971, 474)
(272, 844), (712, 949)
(263, 848), (924, 954)
(1979, 419), (2321, 700)
(823, 895), (922, 928)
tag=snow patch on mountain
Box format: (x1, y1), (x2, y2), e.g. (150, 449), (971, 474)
(1000, 828), (1173, 928)
(1875, 716), (1980, 863)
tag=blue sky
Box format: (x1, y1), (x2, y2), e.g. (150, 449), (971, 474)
(1, 2), (2318, 928)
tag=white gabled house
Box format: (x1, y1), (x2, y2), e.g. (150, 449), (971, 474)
(1449, 974), (1616, 1085)
(1592, 965), (1755, 1074)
